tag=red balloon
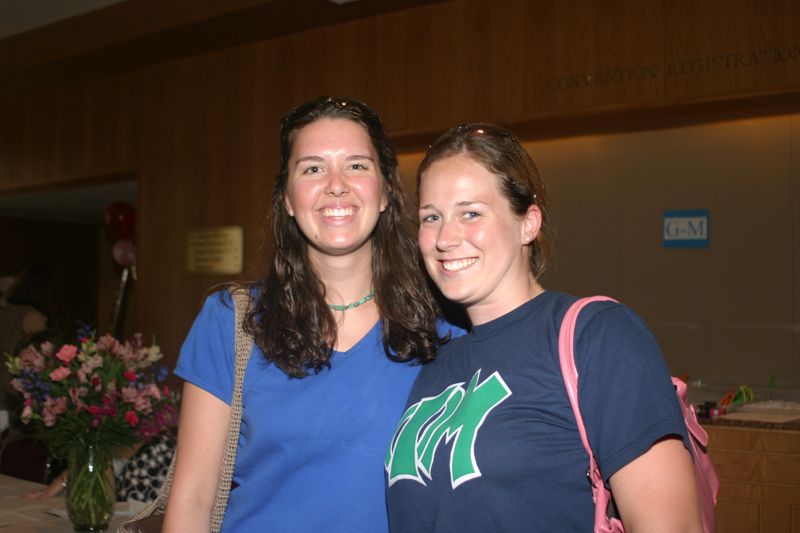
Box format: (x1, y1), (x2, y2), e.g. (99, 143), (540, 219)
(106, 202), (137, 242)
(112, 239), (136, 267)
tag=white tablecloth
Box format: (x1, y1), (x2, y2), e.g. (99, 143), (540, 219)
(0, 474), (137, 532)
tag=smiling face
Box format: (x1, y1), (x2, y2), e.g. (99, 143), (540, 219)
(284, 118), (387, 262)
(418, 153), (542, 325)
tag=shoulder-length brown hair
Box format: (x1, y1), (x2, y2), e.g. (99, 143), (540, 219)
(246, 96), (440, 377)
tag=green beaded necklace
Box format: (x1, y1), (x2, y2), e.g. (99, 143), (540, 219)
(327, 289), (375, 311)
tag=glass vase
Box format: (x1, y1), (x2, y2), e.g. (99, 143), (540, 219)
(66, 444), (116, 532)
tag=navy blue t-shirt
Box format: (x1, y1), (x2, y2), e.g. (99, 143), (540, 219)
(385, 291), (688, 532)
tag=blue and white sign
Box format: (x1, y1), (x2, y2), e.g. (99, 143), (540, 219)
(663, 209), (709, 248)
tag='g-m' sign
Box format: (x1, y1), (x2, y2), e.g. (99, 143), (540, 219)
(663, 210), (709, 249)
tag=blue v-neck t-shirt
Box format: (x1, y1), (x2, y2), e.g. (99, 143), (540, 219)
(175, 290), (454, 532)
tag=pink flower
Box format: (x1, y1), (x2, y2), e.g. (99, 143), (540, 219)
(49, 366), (72, 382)
(102, 394), (118, 416)
(124, 411), (139, 427)
(121, 386), (138, 403)
(133, 394), (152, 414)
(69, 387), (88, 410)
(115, 341), (134, 363)
(19, 345), (46, 371)
(146, 383), (162, 400)
(77, 363), (91, 383)
(85, 355), (103, 370)
(131, 333), (144, 349)
(123, 370), (138, 382)
(91, 375), (102, 391)
(56, 345), (78, 364)
(42, 396), (67, 427)
(40, 341), (55, 356)
(96, 334), (118, 352)
(21, 404), (33, 423)
(10, 378), (24, 393)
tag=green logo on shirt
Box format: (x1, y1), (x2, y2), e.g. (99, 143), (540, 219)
(385, 369), (511, 488)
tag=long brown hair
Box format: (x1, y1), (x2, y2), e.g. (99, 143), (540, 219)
(417, 123), (553, 279)
(246, 96), (441, 377)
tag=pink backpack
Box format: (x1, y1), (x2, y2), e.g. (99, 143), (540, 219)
(558, 296), (719, 533)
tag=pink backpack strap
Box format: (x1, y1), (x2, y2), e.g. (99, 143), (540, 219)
(559, 296), (624, 533)
(559, 296), (719, 533)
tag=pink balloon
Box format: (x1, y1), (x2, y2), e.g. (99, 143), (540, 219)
(112, 239), (136, 267)
(105, 202), (137, 242)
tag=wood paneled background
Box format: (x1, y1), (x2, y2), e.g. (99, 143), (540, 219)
(1, 0), (799, 384)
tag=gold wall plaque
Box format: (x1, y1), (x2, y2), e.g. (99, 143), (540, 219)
(186, 226), (243, 274)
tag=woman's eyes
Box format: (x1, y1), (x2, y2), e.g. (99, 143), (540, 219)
(301, 162), (369, 174)
(420, 211), (481, 223)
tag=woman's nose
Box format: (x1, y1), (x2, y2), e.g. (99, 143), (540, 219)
(325, 168), (349, 196)
(436, 219), (461, 250)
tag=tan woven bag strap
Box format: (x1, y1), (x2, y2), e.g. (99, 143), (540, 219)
(210, 288), (252, 531)
(117, 288), (253, 533)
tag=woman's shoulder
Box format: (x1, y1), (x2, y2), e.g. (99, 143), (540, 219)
(545, 292), (636, 329)
(574, 297), (647, 337)
(199, 284), (259, 315)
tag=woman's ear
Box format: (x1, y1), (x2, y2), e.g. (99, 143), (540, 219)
(380, 179), (392, 213)
(283, 194), (295, 217)
(521, 204), (542, 245)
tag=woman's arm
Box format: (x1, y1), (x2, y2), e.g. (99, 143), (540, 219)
(609, 437), (702, 533)
(21, 470), (66, 499)
(162, 382), (231, 533)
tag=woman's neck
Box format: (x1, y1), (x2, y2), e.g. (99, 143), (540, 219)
(309, 246), (374, 305)
(309, 245), (380, 352)
(467, 276), (545, 326)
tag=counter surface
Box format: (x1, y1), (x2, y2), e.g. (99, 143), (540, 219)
(0, 473), (133, 532)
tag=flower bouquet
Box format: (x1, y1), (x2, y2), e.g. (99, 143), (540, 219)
(5, 332), (178, 531)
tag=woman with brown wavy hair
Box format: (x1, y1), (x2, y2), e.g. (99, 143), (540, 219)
(164, 97), (457, 532)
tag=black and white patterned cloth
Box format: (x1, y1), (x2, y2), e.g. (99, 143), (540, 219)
(116, 433), (176, 503)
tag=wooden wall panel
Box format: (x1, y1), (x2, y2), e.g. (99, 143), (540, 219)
(133, 147), (277, 363)
(665, 0), (800, 101)
(523, 0), (664, 115)
(401, 0), (527, 133)
(0, 0), (799, 369)
(223, 45), (273, 156)
(513, 115), (799, 385)
(793, 114), (800, 386)
(135, 50), (280, 357)
(402, 2), (464, 132)
(706, 426), (800, 533)
(0, 103), (24, 186)
(0, 74), (140, 193)
(351, 10), (410, 133)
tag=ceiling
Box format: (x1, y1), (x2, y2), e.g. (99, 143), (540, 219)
(0, 0), (125, 40)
